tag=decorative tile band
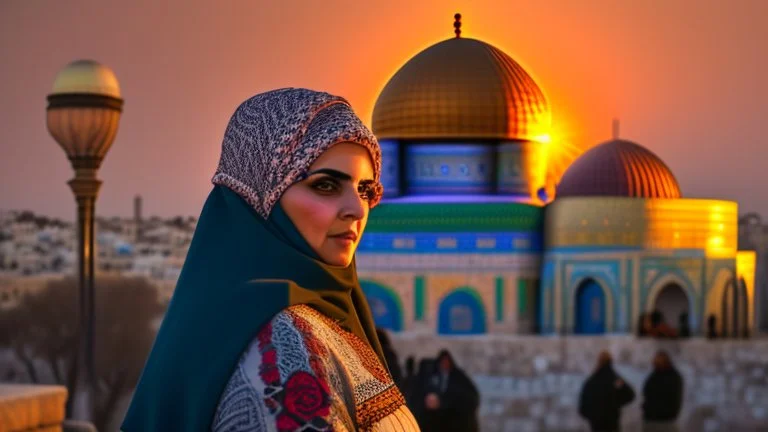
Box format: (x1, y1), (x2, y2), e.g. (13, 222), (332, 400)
(379, 140), (400, 197)
(405, 144), (495, 195)
(357, 232), (543, 253)
(497, 141), (545, 196)
(355, 253), (541, 272)
(366, 202), (544, 232)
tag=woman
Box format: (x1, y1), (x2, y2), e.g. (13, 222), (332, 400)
(122, 88), (418, 431)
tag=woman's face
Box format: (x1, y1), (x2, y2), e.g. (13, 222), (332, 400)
(280, 142), (377, 266)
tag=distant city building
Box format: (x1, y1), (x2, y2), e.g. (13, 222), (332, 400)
(134, 194), (143, 242)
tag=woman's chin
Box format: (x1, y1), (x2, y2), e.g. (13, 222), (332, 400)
(320, 250), (355, 267)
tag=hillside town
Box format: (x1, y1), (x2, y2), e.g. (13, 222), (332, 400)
(0, 196), (194, 308)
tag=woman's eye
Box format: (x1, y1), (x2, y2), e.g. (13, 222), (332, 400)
(311, 179), (339, 193)
(359, 182), (383, 202)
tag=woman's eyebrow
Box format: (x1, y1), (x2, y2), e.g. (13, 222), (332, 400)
(304, 168), (374, 182)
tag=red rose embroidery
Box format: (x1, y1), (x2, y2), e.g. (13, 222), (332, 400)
(260, 364), (280, 385)
(257, 323), (273, 347)
(276, 413), (301, 431)
(263, 349), (277, 365)
(281, 371), (329, 421)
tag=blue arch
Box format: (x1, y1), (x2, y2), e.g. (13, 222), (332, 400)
(360, 281), (403, 332)
(438, 288), (487, 335)
(575, 279), (606, 334)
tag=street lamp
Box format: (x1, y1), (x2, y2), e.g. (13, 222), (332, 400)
(46, 59), (124, 420)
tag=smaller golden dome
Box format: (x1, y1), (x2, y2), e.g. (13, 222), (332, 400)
(557, 139), (681, 199)
(372, 37), (550, 141)
(51, 59), (121, 99)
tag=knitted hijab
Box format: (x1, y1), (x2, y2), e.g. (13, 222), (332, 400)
(212, 87), (382, 216)
(122, 88), (385, 431)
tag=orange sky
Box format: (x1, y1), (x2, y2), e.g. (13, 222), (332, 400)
(1, 0), (766, 219)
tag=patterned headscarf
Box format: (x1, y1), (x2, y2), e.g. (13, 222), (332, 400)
(212, 88), (382, 219)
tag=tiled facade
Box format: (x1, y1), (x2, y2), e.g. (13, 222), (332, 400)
(357, 195), (756, 337)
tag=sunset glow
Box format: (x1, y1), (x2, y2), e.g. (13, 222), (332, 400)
(0, 0), (764, 219)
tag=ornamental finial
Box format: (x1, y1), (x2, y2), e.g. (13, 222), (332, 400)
(454, 13), (462, 38)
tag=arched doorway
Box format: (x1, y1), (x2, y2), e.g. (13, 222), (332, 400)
(738, 278), (750, 337)
(721, 278), (749, 338)
(575, 279), (606, 334)
(653, 283), (689, 331)
(360, 281), (403, 332)
(437, 289), (486, 335)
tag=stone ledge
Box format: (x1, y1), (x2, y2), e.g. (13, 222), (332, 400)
(0, 384), (68, 432)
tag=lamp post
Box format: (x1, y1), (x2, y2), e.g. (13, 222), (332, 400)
(46, 59), (124, 420)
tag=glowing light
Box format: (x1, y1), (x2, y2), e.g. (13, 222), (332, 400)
(534, 133), (551, 144)
(541, 121), (587, 190)
(737, 251), (756, 328)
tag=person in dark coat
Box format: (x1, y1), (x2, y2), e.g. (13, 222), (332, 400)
(707, 314), (718, 339)
(642, 351), (684, 432)
(409, 358), (435, 430)
(376, 327), (403, 388)
(402, 356), (417, 404)
(648, 310), (677, 339)
(422, 350), (480, 432)
(637, 313), (648, 337)
(579, 351), (636, 432)
(678, 313), (690, 338)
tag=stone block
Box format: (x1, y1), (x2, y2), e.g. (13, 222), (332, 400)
(0, 384), (67, 432)
(502, 418), (538, 432)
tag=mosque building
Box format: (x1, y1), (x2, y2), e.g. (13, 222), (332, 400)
(356, 15), (757, 338)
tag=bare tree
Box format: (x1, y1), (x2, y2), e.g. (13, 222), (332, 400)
(0, 275), (164, 431)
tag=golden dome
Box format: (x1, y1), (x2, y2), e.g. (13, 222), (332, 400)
(51, 59), (121, 99)
(372, 37), (550, 140)
(557, 139), (682, 199)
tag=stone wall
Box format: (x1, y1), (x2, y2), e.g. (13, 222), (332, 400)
(389, 334), (768, 432)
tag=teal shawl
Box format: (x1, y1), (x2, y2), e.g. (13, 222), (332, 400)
(121, 185), (385, 431)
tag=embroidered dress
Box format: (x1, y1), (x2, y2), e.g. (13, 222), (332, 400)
(213, 305), (418, 432)
(212, 305), (419, 432)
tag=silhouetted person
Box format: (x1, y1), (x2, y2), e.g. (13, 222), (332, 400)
(579, 351), (636, 432)
(642, 313), (654, 335)
(678, 313), (690, 338)
(707, 314), (718, 339)
(403, 356), (417, 405)
(376, 327), (403, 388)
(422, 350), (480, 432)
(409, 357), (435, 430)
(648, 310), (676, 339)
(642, 351), (684, 432)
(637, 313), (648, 337)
